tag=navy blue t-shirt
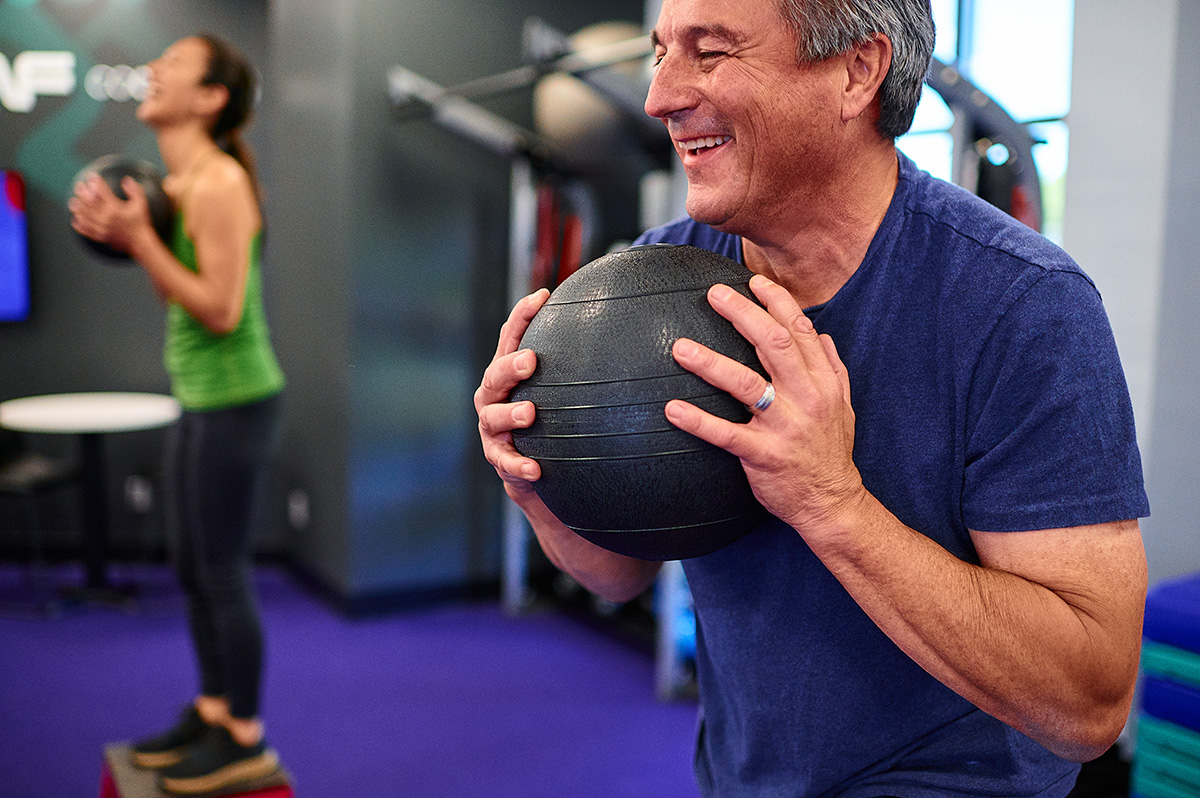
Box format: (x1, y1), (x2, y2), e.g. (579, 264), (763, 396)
(633, 153), (1149, 797)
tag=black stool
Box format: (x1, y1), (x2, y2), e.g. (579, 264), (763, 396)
(0, 429), (80, 616)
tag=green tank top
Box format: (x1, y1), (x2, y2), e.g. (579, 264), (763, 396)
(163, 213), (285, 410)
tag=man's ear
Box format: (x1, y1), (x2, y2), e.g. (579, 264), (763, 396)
(841, 34), (892, 123)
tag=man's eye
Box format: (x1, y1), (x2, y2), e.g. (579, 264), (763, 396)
(699, 51), (726, 60)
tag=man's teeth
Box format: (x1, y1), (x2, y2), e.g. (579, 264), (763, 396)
(682, 136), (732, 152)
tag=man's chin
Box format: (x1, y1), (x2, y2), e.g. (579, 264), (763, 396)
(685, 196), (735, 231)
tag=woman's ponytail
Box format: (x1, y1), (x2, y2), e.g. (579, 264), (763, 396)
(198, 34), (262, 204)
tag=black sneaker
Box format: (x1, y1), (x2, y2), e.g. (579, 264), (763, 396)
(157, 724), (280, 795)
(130, 705), (211, 769)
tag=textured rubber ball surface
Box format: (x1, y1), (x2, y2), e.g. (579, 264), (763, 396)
(511, 243), (768, 561)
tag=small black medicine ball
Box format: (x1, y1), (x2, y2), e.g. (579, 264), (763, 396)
(72, 155), (174, 262)
(510, 243), (769, 561)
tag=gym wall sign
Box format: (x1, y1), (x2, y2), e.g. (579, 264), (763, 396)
(0, 51), (149, 113)
(0, 51), (74, 113)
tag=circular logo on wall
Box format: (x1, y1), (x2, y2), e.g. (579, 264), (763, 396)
(83, 64), (150, 102)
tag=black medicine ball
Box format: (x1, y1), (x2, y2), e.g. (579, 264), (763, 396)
(510, 243), (769, 561)
(72, 155), (174, 262)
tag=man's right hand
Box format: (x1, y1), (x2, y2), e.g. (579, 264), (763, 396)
(475, 288), (662, 602)
(474, 288), (549, 503)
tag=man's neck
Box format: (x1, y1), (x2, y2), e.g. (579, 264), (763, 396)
(741, 146), (899, 309)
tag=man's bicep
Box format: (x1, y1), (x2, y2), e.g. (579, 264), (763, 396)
(970, 520), (1147, 626)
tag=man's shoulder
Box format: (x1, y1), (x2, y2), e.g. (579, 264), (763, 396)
(896, 157), (1077, 275)
(848, 157), (1104, 338)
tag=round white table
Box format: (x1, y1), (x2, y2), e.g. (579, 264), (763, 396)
(0, 392), (181, 592)
(0, 392), (181, 434)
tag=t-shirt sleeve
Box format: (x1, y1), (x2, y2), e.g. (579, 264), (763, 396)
(961, 269), (1149, 532)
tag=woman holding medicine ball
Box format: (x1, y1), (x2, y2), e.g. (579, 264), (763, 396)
(70, 33), (284, 796)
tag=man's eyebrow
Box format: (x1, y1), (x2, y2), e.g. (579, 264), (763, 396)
(650, 23), (749, 50)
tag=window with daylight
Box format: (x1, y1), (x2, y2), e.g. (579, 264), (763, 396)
(898, 0), (1074, 243)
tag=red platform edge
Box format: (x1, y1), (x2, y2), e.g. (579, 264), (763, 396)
(100, 766), (118, 798)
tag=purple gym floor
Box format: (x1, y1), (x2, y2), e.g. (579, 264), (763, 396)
(0, 563), (701, 797)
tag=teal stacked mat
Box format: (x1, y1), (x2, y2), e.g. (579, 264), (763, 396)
(1135, 572), (1200, 798)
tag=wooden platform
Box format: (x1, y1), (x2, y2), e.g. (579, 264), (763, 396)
(100, 745), (292, 798)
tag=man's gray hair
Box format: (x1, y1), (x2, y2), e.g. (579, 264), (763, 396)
(775, 0), (935, 138)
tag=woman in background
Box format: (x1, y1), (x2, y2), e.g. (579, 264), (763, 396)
(70, 33), (284, 796)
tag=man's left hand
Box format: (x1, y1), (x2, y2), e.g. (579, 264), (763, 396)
(666, 273), (864, 533)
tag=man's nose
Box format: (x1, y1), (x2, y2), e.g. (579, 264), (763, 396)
(644, 53), (696, 122)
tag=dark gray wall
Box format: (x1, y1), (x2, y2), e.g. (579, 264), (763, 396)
(254, 0), (646, 606)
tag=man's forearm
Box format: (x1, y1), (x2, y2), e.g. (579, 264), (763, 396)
(509, 485), (662, 603)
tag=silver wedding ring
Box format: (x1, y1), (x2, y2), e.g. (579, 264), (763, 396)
(752, 382), (776, 413)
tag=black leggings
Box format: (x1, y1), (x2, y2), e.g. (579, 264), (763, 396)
(165, 394), (281, 719)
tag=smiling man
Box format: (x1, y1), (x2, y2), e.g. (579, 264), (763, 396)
(476, 1), (1150, 795)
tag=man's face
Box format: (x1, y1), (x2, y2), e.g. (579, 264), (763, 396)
(646, 0), (846, 236)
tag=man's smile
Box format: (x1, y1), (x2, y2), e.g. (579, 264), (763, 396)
(678, 135), (733, 157)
